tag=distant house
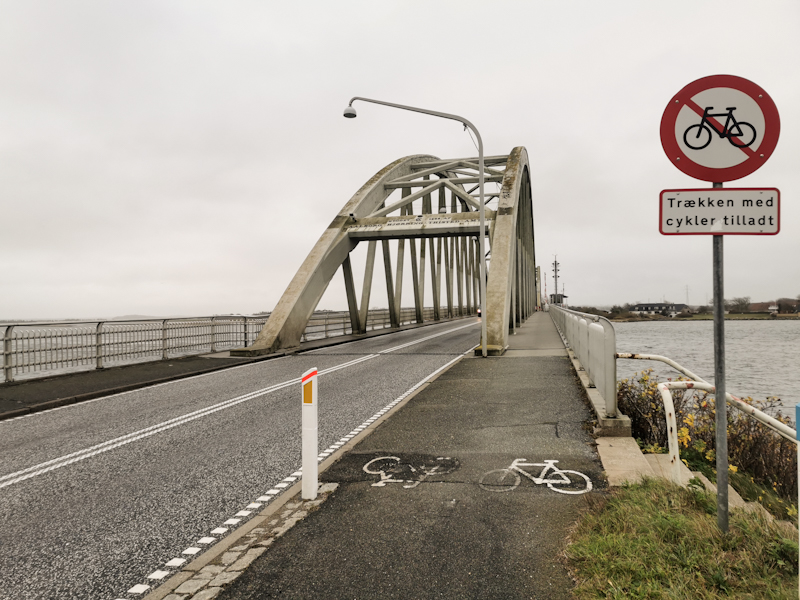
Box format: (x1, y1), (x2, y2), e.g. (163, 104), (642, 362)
(630, 303), (688, 317)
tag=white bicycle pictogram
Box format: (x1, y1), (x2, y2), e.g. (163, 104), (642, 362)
(479, 458), (592, 495)
(363, 455), (457, 489)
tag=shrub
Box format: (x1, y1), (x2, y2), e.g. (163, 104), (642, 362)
(618, 370), (797, 503)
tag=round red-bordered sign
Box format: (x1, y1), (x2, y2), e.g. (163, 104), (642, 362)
(660, 75), (780, 182)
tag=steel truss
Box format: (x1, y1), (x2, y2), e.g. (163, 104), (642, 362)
(234, 147), (537, 356)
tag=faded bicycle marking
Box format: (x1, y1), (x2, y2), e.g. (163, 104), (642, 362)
(362, 455), (459, 489)
(479, 458), (592, 495)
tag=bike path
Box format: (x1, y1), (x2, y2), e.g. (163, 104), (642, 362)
(215, 312), (604, 600)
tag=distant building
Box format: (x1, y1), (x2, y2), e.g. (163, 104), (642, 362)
(630, 303), (688, 317)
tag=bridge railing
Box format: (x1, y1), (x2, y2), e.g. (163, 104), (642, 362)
(0, 307), (439, 384)
(548, 305), (618, 418)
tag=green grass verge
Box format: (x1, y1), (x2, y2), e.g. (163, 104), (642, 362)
(566, 478), (798, 599)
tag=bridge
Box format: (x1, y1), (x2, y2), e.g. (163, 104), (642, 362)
(0, 147), (728, 600)
(233, 146), (538, 357)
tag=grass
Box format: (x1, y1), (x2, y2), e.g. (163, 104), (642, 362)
(566, 478), (798, 599)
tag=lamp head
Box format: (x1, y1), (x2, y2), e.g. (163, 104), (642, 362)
(343, 106), (357, 118)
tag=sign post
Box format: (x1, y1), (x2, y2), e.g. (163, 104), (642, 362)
(660, 75), (780, 533)
(301, 368), (318, 500)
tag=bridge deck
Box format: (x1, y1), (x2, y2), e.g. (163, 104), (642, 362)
(215, 312), (603, 600)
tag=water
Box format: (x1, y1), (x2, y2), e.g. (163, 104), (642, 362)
(614, 319), (800, 412)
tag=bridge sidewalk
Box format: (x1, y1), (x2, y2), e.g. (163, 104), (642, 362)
(204, 312), (604, 600)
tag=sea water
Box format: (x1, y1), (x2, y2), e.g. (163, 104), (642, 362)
(614, 319), (799, 412)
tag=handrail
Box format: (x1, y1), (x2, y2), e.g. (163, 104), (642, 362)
(619, 352), (797, 484)
(549, 305), (618, 418)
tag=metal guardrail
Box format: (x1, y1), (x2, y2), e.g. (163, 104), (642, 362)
(548, 305), (618, 418)
(618, 353), (797, 485)
(1, 307), (439, 383)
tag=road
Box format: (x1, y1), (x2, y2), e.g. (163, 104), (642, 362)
(0, 319), (480, 600)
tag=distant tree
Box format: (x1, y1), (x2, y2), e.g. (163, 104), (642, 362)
(623, 302), (635, 311)
(697, 305), (710, 314)
(776, 298), (796, 314)
(727, 297), (751, 313)
(610, 305), (624, 314)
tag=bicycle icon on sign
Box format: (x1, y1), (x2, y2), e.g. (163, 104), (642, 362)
(479, 458), (592, 495)
(683, 106), (756, 150)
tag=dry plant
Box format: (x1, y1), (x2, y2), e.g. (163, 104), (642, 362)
(618, 370), (797, 502)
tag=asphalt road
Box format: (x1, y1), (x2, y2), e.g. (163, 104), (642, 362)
(0, 319), (480, 600)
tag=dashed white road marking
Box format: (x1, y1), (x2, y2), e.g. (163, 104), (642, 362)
(165, 558), (186, 567)
(147, 570), (170, 580)
(127, 583), (150, 594)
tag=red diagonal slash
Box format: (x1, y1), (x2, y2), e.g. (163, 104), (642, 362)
(684, 98), (756, 158)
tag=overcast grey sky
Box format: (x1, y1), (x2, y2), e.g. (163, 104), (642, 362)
(2, 0), (798, 320)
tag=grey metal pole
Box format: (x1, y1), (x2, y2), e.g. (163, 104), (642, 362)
(345, 96), (487, 357)
(712, 180), (728, 533)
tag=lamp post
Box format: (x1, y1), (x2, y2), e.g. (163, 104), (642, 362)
(344, 97), (488, 357)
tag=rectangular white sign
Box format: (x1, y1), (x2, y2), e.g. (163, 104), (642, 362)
(660, 188), (780, 235)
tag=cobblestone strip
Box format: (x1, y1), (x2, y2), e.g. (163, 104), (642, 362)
(160, 483), (338, 600)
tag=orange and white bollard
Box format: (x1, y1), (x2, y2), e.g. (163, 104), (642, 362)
(301, 368), (318, 500)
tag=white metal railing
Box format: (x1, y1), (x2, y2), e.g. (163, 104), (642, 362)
(1, 307), (442, 383)
(618, 353), (796, 485)
(549, 305), (618, 418)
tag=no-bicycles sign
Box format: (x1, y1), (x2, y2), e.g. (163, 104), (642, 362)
(660, 74), (780, 182)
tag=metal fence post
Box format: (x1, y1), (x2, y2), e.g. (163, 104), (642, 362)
(162, 320), (169, 360)
(3, 325), (15, 383)
(95, 322), (104, 369)
(601, 319), (617, 418)
(243, 316), (249, 347)
(211, 317), (217, 353)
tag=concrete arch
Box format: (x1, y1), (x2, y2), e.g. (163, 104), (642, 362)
(234, 148), (536, 356)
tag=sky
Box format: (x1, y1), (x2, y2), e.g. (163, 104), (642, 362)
(2, 0), (798, 320)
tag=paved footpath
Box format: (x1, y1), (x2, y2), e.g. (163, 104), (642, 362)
(211, 313), (604, 600)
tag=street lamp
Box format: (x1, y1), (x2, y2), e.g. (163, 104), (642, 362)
(343, 97), (488, 357)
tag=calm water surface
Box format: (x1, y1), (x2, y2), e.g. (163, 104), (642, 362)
(614, 320), (800, 411)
